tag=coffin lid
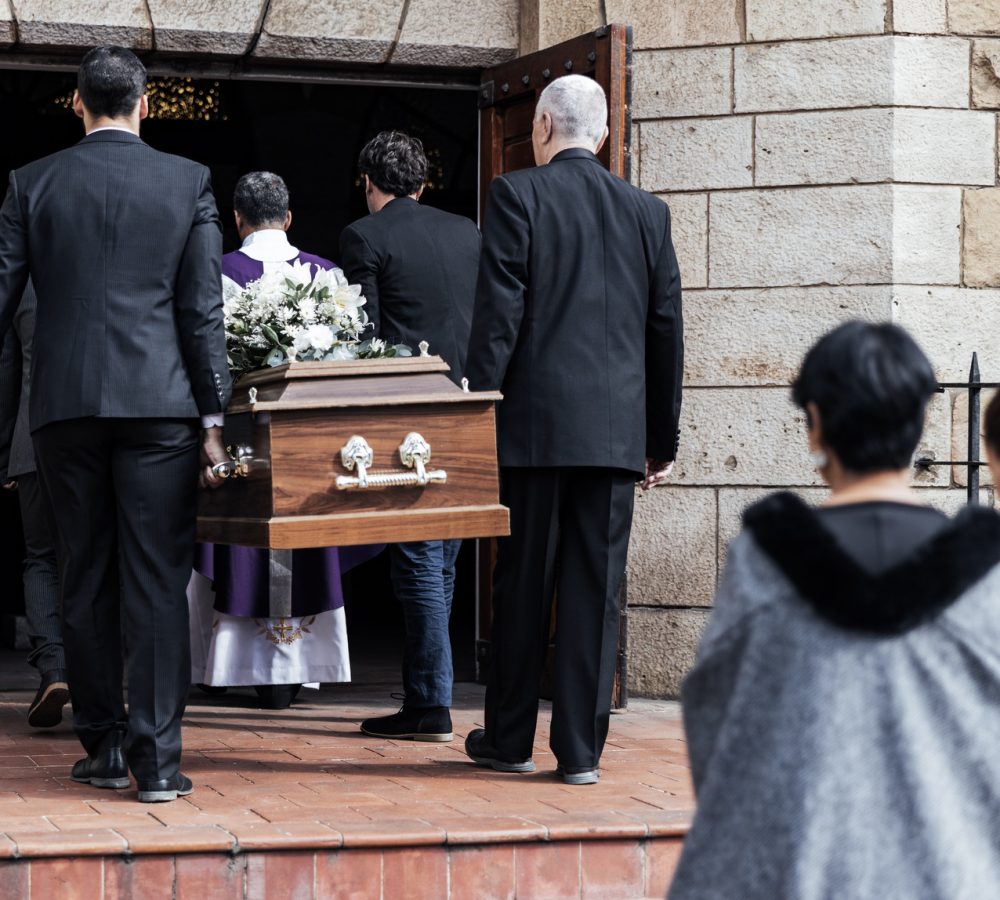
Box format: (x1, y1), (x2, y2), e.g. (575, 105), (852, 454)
(227, 356), (502, 413)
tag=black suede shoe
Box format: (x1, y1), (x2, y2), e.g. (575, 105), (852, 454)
(464, 728), (535, 773)
(71, 726), (129, 790)
(361, 703), (453, 742)
(556, 765), (600, 785)
(137, 773), (194, 803)
(27, 669), (70, 729)
(254, 684), (301, 710)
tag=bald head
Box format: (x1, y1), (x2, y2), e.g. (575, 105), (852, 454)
(532, 75), (609, 165)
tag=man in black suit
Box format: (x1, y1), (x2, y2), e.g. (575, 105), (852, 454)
(340, 131), (480, 742)
(0, 47), (232, 802)
(0, 282), (68, 729)
(464, 75), (683, 784)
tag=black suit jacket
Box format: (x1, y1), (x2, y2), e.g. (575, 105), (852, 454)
(466, 148), (683, 475)
(0, 129), (231, 431)
(339, 197), (480, 384)
(0, 281), (37, 480)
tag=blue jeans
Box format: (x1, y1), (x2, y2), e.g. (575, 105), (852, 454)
(389, 539), (461, 709)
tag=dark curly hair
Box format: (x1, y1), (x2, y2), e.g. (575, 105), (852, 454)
(358, 131), (427, 198)
(233, 172), (289, 228)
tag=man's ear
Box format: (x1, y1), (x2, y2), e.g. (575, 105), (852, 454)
(138, 95), (149, 121)
(72, 90), (85, 121)
(540, 111), (553, 143)
(414, 184), (425, 201)
(283, 210), (293, 232)
(363, 174), (372, 195)
(595, 124), (609, 155)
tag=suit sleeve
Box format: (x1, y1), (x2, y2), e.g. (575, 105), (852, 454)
(465, 175), (529, 392)
(175, 167), (231, 415)
(339, 225), (381, 339)
(0, 172), (30, 341)
(645, 204), (684, 461)
(0, 321), (21, 481)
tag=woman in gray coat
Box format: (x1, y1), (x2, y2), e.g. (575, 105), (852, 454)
(670, 322), (1000, 899)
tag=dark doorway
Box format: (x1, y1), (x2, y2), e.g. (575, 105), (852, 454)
(0, 69), (481, 683)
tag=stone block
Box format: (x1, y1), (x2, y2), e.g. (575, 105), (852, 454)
(684, 286), (892, 387)
(0, 4), (14, 47)
(255, 0), (402, 64)
(755, 109), (893, 186)
(709, 186), (892, 288)
(892, 36), (971, 107)
(892, 285), (1000, 382)
(661, 193), (707, 290)
(951, 390), (997, 487)
(627, 487), (717, 608)
(893, 0), (947, 32)
(146, 1), (266, 55)
(893, 109), (997, 186)
(393, 0), (518, 67)
(717, 488), (826, 569)
(972, 40), (1000, 109)
(746, 0), (885, 41)
(632, 48), (732, 120)
(671, 388), (820, 487)
(536, 0), (603, 51)
(948, 0), (1000, 34)
(962, 189), (1000, 288)
(604, 0), (742, 50)
(915, 391), (955, 487)
(627, 608), (710, 699)
(735, 36), (968, 113)
(12, 0), (152, 49)
(640, 117), (752, 192)
(892, 186), (961, 285)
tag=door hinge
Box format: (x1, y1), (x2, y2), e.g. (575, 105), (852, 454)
(478, 80), (495, 109)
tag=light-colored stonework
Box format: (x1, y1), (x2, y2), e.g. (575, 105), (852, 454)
(746, 0), (886, 41)
(962, 188), (1000, 288)
(0, 1), (14, 47)
(948, 0), (1000, 35)
(972, 40), (1000, 108)
(605, 0), (742, 49)
(894, 0), (947, 33)
(393, 0), (519, 67)
(11, 0), (152, 49)
(146, 1), (267, 56)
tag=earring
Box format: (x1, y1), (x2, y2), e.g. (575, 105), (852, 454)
(810, 450), (828, 470)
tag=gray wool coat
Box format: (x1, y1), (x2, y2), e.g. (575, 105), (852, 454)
(670, 494), (1000, 900)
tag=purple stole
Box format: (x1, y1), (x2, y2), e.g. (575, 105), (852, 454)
(195, 248), (382, 619)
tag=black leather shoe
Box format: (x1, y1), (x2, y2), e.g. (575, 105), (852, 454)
(254, 684), (301, 710)
(361, 703), (453, 742)
(71, 726), (129, 789)
(464, 728), (535, 772)
(137, 773), (194, 803)
(556, 764), (600, 785)
(27, 669), (70, 729)
(196, 683), (229, 696)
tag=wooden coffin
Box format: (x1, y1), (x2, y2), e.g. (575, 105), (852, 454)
(196, 357), (510, 548)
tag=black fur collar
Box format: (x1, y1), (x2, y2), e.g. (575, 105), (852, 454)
(743, 492), (1000, 634)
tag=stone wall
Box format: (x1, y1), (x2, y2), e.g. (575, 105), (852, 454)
(624, 0), (1000, 697)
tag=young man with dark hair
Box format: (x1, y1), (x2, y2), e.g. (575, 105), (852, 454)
(340, 130), (480, 742)
(0, 46), (232, 802)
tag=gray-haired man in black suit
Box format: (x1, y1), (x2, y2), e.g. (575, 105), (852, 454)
(464, 75), (683, 785)
(0, 47), (232, 802)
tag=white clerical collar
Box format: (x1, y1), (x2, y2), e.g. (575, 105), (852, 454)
(239, 229), (299, 263)
(86, 125), (138, 136)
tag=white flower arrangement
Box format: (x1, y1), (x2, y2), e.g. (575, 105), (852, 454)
(224, 260), (411, 376)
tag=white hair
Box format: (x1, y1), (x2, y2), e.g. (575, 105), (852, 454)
(535, 75), (608, 147)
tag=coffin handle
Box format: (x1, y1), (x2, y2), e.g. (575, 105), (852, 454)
(335, 432), (447, 490)
(211, 444), (256, 479)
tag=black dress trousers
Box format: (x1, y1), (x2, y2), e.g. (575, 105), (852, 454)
(484, 466), (636, 768)
(33, 416), (199, 781)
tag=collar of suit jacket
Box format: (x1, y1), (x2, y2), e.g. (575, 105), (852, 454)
(79, 129), (144, 145)
(550, 147), (601, 165)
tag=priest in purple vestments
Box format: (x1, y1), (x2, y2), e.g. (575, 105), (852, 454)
(187, 171), (381, 709)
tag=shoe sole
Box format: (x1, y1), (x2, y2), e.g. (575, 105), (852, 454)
(467, 753), (536, 773)
(71, 775), (130, 790)
(360, 726), (454, 742)
(27, 683), (69, 729)
(138, 785), (194, 803)
(561, 771), (600, 785)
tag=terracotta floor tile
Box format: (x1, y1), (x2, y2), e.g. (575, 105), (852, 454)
(114, 825), (236, 854)
(337, 819), (447, 848)
(449, 844), (516, 900)
(645, 838), (685, 898)
(11, 828), (127, 857)
(437, 816), (548, 845)
(29, 856), (102, 900)
(174, 853), (246, 900)
(0, 860), (28, 899)
(0, 834), (17, 859)
(105, 856), (175, 900)
(315, 847), (382, 899)
(515, 841), (582, 899)
(230, 821), (343, 851)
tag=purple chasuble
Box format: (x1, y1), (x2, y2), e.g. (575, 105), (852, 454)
(195, 247), (383, 618)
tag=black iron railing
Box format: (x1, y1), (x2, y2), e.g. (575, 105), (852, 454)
(914, 353), (998, 504)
